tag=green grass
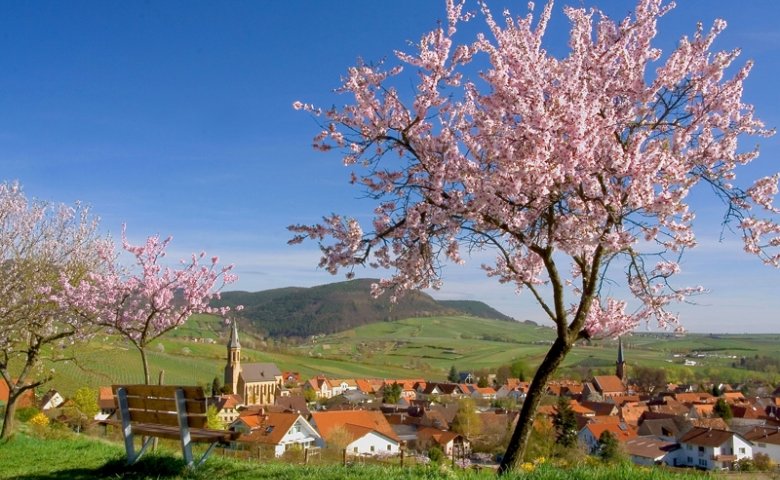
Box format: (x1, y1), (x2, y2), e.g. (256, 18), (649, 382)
(0, 433), (711, 480)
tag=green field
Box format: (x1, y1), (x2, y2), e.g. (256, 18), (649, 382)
(0, 433), (710, 480)
(25, 314), (780, 398)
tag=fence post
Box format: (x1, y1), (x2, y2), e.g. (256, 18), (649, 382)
(304, 447), (309, 465)
(343, 448), (347, 466)
(400, 442), (405, 468)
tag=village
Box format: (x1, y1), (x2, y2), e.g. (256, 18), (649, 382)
(4, 319), (780, 473)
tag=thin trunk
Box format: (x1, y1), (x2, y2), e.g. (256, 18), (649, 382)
(137, 344), (151, 385)
(498, 335), (573, 474)
(0, 392), (19, 439)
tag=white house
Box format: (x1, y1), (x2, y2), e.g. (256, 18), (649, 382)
(40, 389), (65, 411)
(330, 379), (358, 397)
(231, 411), (322, 457)
(743, 426), (780, 463)
(310, 410), (401, 457)
(578, 422), (637, 454)
(417, 427), (470, 457)
(94, 386), (116, 421)
(344, 426), (399, 456)
(677, 427), (752, 470)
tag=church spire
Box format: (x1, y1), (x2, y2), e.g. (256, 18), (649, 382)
(225, 318), (241, 395)
(616, 336), (626, 381)
(228, 317), (240, 349)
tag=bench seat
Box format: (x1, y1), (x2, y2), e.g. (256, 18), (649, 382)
(111, 384), (238, 467)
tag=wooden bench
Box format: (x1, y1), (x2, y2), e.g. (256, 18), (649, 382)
(111, 384), (239, 467)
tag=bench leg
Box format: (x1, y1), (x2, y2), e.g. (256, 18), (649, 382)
(175, 388), (194, 466)
(192, 442), (219, 468)
(117, 387), (152, 465)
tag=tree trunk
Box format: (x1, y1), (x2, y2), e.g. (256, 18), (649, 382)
(498, 336), (573, 474)
(0, 391), (19, 439)
(138, 344), (151, 385)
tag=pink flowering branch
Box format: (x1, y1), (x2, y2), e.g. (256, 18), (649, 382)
(290, 0), (776, 471)
(56, 225), (239, 384)
(0, 181), (110, 439)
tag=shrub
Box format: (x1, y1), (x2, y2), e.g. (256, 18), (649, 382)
(753, 452), (774, 471)
(427, 445), (444, 464)
(15, 407), (40, 423)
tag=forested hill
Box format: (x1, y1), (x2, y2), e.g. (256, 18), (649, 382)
(437, 300), (514, 322)
(213, 279), (515, 338)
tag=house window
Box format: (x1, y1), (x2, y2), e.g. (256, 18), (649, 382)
(739, 447), (746, 454)
(353, 447), (358, 453)
(698, 459), (707, 467)
(759, 443), (767, 448)
(698, 446), (704, 453)
(370, 446), (376, 452)
(687, 445), (693, 450)
(387, 445), (392, 451)
(687, 457), (693, 463)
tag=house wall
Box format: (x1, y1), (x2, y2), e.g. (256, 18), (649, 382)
(42, 392), (64, 410)
(347, 432), (399, 456)
(242, 380), (276, 405)
(679, 442), (716, 470)
(750, 441), (780, 463)
(577, 429), (599, 454)
(679, 436), (752, 471)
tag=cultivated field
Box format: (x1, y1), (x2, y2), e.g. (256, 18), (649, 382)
(35, 314), (780, 398)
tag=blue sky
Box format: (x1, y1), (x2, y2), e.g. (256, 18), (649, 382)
(1, 1), (778, 333)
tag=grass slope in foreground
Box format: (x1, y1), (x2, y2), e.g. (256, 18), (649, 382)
(0, 433), (710, 480)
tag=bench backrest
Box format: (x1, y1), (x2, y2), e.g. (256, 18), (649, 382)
(112, 385), (209, 429)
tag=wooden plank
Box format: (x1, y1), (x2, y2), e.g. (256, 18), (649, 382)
(112, 385), (206, 401)
(130, 424), (239, 443)
(126, 410), (180, 427)
(123, 396), (206, 414)
(124, 396), (177, 412)
(123, 409), (209, 428)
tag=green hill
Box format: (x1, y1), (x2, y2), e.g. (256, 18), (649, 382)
(214, 279), (515, 338)
(438, 300), (515, 322)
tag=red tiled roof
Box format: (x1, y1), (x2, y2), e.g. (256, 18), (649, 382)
(675, 392), (714, 404)
(679, 427), (735, 447)
(583, 422), (637, 442)
(417, 426), (462, 447)
(237, 412), (307, 445)
(743, 426), (780, 446)
(98, 386), (115, 410)
(311, 410), (399, 442)
(593, 375), (626, 394)
(355, 379), (375, 394)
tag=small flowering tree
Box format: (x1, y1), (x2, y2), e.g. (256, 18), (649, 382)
(57, 226), (238, 384)
(0, 182), (108, 439)
(290, 0), (777, 472)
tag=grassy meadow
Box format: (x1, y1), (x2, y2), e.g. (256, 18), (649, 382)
(0, 432), (711, 480)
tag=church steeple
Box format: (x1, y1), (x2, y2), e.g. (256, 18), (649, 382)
(228, 317), (240, 349)
(224, 318), (241, 395)
(616, 336), (626, 381)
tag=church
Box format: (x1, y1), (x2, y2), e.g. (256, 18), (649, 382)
(224, 319), (283, 405)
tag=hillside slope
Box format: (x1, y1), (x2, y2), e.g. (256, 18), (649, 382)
(214, 279), (514, 337)
(437, 300), (514, 322)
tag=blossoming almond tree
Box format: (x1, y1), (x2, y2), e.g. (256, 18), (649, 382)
(57, 226), (239, 385)
(0, 182), (109, 439)
(290, 0), (777, 471)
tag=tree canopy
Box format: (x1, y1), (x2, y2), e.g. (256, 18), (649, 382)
(55, 226), (238, 384)
(291, 0), (776, 472)
(0, 182), (108, 439)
